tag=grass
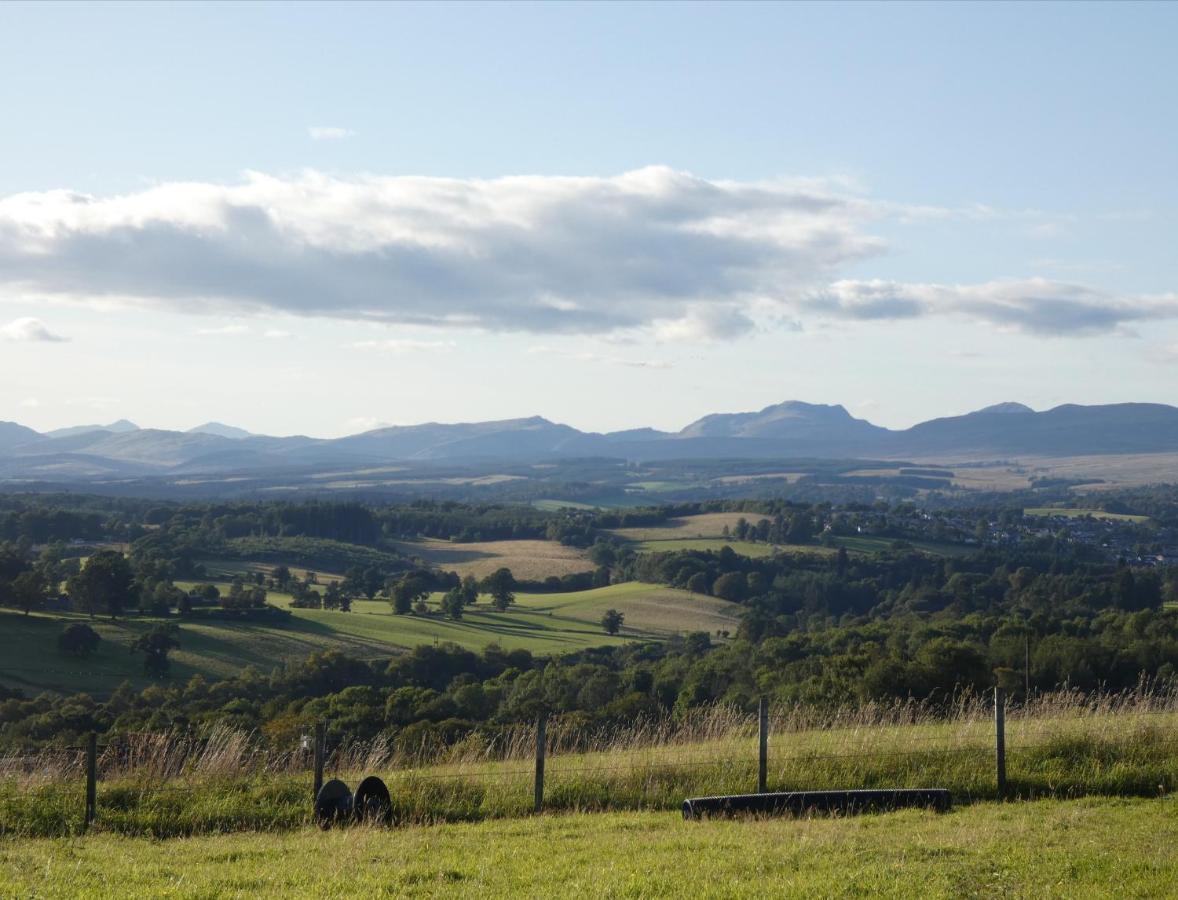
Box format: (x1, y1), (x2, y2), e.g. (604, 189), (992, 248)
(389, 538), (595, 581)
(634, 538), (783, 557)
(609, 514), (969, 559)
(1023, 507), (1150, 523)
(0, 583), (738, 696)
(4, 688), (1176, 839)
(2, 797), (1176, 898)
(607, 512), (760, 542)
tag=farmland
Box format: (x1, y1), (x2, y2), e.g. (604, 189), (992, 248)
(2, 798), (1175, 898)
(0, 582), (739, 696)
(1023, 507), (1151, 523)
(389, 538), (595, 580)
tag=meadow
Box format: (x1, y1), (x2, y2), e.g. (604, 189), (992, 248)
(1023, 507), (1151, 523)
(389, 537), (595, 580)
(0, 581), (740, 696)
(2, 798), (1175, 898)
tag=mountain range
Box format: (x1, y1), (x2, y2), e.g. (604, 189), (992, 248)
(2, 400), (1177, 482)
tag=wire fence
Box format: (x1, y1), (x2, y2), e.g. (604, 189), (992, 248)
(3, 687), (1177, 836)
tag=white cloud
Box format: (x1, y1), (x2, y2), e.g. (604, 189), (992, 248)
(263, 329), (293, 339)
(308, 126), (355, 141)
(351, 338), (457, 352)
(196, 324), (250, 336)
(0, 167), (1172, 341)
(345, 416), (390, 432)
(20, 397), (40, 408)
(0, 167), (879, 339)
(0, 317), (68, 342)
(804, 278), (1178, 336)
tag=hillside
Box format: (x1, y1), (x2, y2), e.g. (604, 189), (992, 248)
(0, 583), (740, 695)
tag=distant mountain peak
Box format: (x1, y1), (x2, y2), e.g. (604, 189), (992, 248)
(187, 422), (252, 440)
(971, 402), (1034, 416)
(45, 419), (140, 439)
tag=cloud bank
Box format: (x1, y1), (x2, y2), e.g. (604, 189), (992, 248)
(0, 317), (68, 342)
(0, 167), (1172, 339)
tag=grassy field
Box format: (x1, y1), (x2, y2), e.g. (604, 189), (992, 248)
(5, 689), (1174, 841)
(634, 538), (783, 557)
(2, 797), (1175, 897)
(390, 538), (595, 580)
(608, 512), (758, 542)
(1023, 507), (1150, 523)
(609, 514), (968, 559)
(0, 582), (739, 696)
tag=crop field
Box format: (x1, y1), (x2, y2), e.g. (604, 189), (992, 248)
(389, 538), (595, 580)
(0, 582), (738, 696)
(2, 797), (1175, 898)
(1023, 507), (1150, 523)
(607, 512), (759, 542)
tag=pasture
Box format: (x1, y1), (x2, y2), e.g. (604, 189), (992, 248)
(3, 798), (1175, 897)
(389, 538), (595, 581)
(0, 582), (739, 696)
(1023, 507), (1150, 523)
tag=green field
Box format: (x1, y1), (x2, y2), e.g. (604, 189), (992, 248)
(1024, 507), (1150, 523)
(2, 798), (1175, 897)
(389, 538), (594, 581)
(0, 582), (739, 696)
(634, 538), (784, 557)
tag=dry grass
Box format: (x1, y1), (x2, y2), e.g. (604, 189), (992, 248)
(608, 512), (762, 543)
(390, 539), (594, 581)
(5, 684), (1177, 839)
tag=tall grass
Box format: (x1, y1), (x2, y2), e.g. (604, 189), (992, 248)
(3, 685), (1176, 838)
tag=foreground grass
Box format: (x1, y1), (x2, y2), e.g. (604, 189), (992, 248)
(2, 797), (1176, 897)
(5, 699), (1175, 839)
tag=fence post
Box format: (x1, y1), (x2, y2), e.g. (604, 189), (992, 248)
(757, 697), (768, 794)
(312, 721), (326, 801)
(994, 686), (1007, 799)
(534, 713), (547, 814)
(84, 731), (97, 831)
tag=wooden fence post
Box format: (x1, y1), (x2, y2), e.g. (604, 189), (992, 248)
(84, 732), (97, 831)
(312, 721), (326, 801)
(534, 713), (547, 814)
(757, 697), (769, 794)
(994, 686), (1007, 799)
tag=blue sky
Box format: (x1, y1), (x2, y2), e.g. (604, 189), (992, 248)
(1, 1), (1176, 436)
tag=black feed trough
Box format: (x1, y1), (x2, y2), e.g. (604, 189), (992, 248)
(315, 778), (354, 828)
(682, 788), (951, 820)
(353, 775), (393, 824)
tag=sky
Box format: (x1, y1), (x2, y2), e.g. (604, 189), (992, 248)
(1, 0), (1176, 437)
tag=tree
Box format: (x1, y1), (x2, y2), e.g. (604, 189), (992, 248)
(391, 575), (430, 615)
(441, 587), (465, 620)
(711, 572), (747, 602)
(361, 567), (385, 600)
(601, 608), (624, 635)
(12, 569), (48, 616)
(835, 546), (849, 578)
(787, 513), (813, 544)
(132, 625), (180, 678)
(460, 574), (480, 605)
(68, 550), (137, 619)
(686, 572), (711, 595)
(482, 568), (516, 611)
(271, 565), (292, 590)
(58, 623), (101, 658)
